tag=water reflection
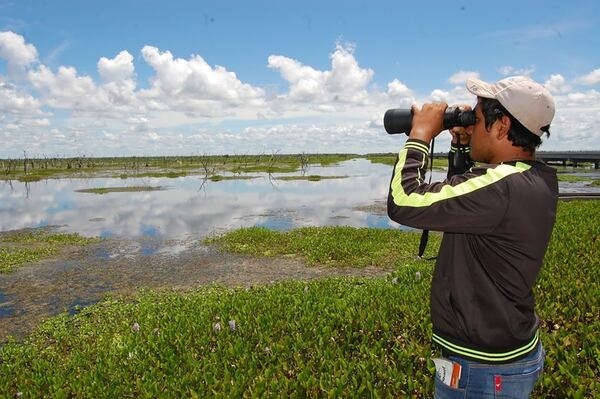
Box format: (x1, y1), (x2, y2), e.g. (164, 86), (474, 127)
(0, 160), (428, 238)
(1, 160), (598, 238)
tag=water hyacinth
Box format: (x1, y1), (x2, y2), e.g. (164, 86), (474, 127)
(213, 322), (221, 333)
(131, 322), (140, 332)
(304, 286), (309, 294)
(263, 346), (271, 354)
(228, 320), (236, 331)
(415, 271), (421, 280)
(391, 277), (399, 285)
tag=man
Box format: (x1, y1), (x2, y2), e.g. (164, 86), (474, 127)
(387, 76), (557, 398)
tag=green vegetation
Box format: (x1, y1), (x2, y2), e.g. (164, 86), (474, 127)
(364, 154), (447, 170)
(206, 226), (439, 267)
(556, 173), (593, 183)
(75, 186), (167, 194)
(116, 171), (188, 179)
(589, 179), (600, 187)
(209, 175), (260, 182)
(556, 173), (600, 187)
(0, 230), (100, 273)
(0, 201), (597, 397)
(363, 154), (396, 166)
(0, 154), (361, 181)
(277, 175), (347, 182)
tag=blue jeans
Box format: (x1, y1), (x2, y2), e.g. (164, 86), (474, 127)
(434, 342), (545, 398)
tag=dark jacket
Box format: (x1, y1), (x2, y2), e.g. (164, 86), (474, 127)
(388, 139), (558, 363)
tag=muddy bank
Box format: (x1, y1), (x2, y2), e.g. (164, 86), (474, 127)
(0, 236), (393, 341)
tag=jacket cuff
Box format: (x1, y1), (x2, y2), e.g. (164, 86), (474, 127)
(404, 139), (430, 155)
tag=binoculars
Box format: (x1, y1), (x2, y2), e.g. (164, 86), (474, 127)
(384, 107), (476, 135)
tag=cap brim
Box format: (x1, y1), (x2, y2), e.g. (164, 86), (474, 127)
(466, 77), (496, 99)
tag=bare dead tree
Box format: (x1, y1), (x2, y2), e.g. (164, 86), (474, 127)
(299, 152), (309, 176)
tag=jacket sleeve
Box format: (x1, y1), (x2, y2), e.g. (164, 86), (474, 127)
(387, 139), (511, 234)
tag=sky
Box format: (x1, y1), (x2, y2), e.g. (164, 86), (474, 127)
(0, 0), (599, 157)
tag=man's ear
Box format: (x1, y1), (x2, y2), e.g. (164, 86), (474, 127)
(496, 115), (511, 139)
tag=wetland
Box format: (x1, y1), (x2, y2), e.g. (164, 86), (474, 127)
(1, 154), (599, 341)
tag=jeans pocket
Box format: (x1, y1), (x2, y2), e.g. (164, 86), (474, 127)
(434, 373), (466, 399)
(494, 367), (542, 399)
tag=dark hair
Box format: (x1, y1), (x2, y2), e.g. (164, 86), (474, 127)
(480, 97), (549, 153)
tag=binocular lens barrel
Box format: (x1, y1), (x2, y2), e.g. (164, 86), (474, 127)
(384, 107), (476, 135)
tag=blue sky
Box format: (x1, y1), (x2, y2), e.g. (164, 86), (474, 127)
(1, 0), (599, 157)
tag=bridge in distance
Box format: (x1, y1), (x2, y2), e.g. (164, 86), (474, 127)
(432, 151), (600, 169)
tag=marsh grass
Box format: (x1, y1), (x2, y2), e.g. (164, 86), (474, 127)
(0, 154), (361, 181)
(0, 202), (597, 397)
(556, 174), (594, 183)
(0, 230), (100, 273)
(364, 154), (447, 170)
(209, 175), (260, 182)
(205, 226), (441, 268)
(75, 186), (167, 194)
(276, 175), (348, 182)
(116, 171), (188, 179)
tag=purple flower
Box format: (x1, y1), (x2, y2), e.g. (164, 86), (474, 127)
(213, 322), (222, 333)
(229, 320), (236, 331)
(131, 322), (140, 332)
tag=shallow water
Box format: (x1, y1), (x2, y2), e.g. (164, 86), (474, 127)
(0, 160), (422, 239)
(2, 160), (597, 239)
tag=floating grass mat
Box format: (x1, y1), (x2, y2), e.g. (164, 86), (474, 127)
(75, 186), (167, 195)
(0, 229), (100, 273)
(276, 175), (347, 182)
(0, 201), (597, 397)
(116, 171), (188, 179)
(556, 173), (594, 183)
(209, 175), (260, 182)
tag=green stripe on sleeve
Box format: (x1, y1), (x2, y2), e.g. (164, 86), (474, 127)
(405, 141), (429, 154)
(391, 157), (531, 208)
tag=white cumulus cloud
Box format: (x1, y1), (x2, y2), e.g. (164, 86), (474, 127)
(98, 50), (135, 83)
(0, 78), (41, 114)
(268, 43), (374, 110)
(387, 79), (413, 97)
(544, 74), (571, 94)
(140, 45), (265, 116)
(28, 65), (105, 110)
(575, 68), (600, 86)
(498, 65), (535, 76)
(448, 71), (479, 85)
(0, 31), (38, 69)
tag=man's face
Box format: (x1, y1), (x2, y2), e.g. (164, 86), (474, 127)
(467, 99), (492, 163)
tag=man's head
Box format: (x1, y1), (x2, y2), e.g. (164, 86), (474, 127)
(465, 76), (555, 161)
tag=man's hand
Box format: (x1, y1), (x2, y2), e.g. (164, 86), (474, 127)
(450, 127), (470, 145)
(449, 104), (472, 145)
(409, 102), (447, 143)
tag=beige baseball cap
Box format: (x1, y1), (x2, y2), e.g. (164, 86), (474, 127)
(466, 75), (555, 136)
